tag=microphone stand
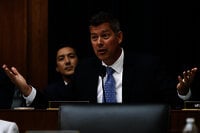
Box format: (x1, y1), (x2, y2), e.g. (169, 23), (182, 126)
(99, 66), (106, 103)
(100, 75), (106, 103)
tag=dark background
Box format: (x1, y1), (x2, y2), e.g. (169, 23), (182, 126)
(48, 0), (200, 83)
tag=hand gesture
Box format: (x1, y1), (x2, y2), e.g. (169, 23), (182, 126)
(177, 67), (198, 95)
(2, 64), (32, 96)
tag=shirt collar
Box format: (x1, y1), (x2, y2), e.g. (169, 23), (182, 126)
(102, 48), (124, 74)
(64, 80), (68, 85)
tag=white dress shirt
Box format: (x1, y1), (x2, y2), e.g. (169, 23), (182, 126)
(0, 120), (19, 133)
(97, 48), (124, 103)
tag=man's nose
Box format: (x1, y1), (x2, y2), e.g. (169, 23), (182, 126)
(64, 57), (70, 64)
(97, 37), (103, 47)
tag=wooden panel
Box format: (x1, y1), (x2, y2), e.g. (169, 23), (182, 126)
(27, 0), (48, 89)
(0, 0), (27, 75)
(0, 109), (59, 133)
(0, 0), (48, 90)
(169, 110), (200, 133)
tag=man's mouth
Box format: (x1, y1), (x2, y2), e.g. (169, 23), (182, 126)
(65, 66), (73, 70)
(97, 49), (106, 55)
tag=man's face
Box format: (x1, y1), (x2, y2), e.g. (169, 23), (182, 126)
(90, 22), (123, 65)
(56, 47), (78, 77)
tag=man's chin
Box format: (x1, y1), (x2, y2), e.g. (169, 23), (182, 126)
(64, 72), (74, 76)
(97, 54), (107, 61)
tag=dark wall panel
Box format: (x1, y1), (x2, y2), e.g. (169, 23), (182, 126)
(48, 0), (200, 81)
(0, 0), (48, 90)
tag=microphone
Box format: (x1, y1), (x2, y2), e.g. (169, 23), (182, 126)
(99, 65), (106, 78)
(98, 65), (106, 103)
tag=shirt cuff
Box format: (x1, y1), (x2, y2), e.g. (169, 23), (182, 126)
(178, 89), (191, 101)
(23, 86), (36, 106)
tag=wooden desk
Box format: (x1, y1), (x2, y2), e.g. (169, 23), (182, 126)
(1, 109), (200, 133)
(0, 109), (58, 133)
(170, 109), (200, 133)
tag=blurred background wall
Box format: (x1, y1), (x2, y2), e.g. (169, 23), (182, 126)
(1, 0), (199, 89)
(48, 0), (200, 82)
(0, 0), (48, 90)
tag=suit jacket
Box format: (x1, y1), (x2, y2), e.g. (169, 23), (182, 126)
(29, 50), (180, 109)
(30, 80), (75, 108)
(189, 70), (200, 101)
(72, 51), (179, 108)
(0, 68), (15, 109)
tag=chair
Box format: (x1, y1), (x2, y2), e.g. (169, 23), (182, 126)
(59, 104), (170, 133)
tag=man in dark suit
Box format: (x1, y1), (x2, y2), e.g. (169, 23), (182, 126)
(3, 11), (188, 108)
(2, 43), (79, 109)
(69, 11), (187, 108)
(0, 68), (15, 109)
(72, 52), (177, 105)
(30, 43), (79, 108)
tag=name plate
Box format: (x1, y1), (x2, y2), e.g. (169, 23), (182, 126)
(184, 101), (200, 109)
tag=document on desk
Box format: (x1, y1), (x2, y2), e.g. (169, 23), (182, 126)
(13, 107), (35, 110)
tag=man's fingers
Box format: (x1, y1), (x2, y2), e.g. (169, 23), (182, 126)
(11, 67), (19, 75)
(178, 75), (183, 83)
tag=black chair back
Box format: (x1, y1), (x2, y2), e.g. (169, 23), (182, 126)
(59, 104), (170, 133)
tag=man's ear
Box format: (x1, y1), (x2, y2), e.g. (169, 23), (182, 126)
(118, 31), (123, 44)
(56, 67), (59, 72)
